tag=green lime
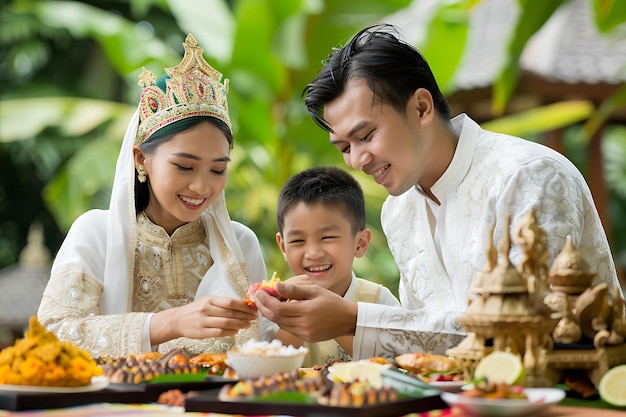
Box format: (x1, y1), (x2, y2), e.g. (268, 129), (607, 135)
(474, 351), (525, 385)
(599, 365), (626, 407)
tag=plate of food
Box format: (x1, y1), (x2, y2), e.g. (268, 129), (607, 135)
(325, 359), (441, 398)
(186, 370), (446, 417)
(0, 376), (109, 393)
(185, 355), (446, 417)
(441, 386), (566, 417)
(394, 352), (467, 392)
(422, 379), (466, 392)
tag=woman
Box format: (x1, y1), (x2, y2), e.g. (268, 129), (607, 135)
(38, 34), (272, 357)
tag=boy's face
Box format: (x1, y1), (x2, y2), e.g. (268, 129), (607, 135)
(276, 201), (370, 296)
(323, 78), (438, 196)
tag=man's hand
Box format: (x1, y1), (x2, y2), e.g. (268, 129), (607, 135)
(253, 281), (358, 343)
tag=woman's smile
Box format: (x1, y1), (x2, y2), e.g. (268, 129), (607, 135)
(179, 195), (207, 209)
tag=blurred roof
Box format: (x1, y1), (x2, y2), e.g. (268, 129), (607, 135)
(454, 0), (626, 90)
(518, 0), (626, 85)
(390, 0), (626, 100)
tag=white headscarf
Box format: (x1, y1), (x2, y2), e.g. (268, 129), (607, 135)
(101, 108), (252, 314)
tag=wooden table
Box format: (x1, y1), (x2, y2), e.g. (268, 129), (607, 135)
(0, 385), (623, 416)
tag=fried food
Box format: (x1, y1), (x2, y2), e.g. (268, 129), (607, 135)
(320, 381), (398, 407)
(245, 272), (285, 307)
(299, 365), (324, 379)
(189, 353), (227, 375)
(368, 357), (393, 366)
(395, 352), (460, 374)
(157, 388), (198, 406)
(97, 349), (205, 383)
(189, 353), (226, 366)
(219, 372), (326, 400)
(461, 381), (527, 399)
(564, 371), (597, 399)
(0, 316), (102, 387)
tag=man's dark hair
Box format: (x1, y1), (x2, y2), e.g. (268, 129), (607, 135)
(277, 166), (366, 235)
(304, 23), (451, 132)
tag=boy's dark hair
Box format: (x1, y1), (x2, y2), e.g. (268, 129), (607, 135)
(277, 166), (366, 235)
(304, 23), (451, 132)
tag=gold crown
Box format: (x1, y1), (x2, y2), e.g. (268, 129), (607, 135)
(136, 34), (231, 144)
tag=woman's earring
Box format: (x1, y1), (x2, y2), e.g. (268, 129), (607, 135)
(137, 166), (147, 183)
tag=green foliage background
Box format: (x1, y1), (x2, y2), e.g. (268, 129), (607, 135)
(1, 0), (625, 292)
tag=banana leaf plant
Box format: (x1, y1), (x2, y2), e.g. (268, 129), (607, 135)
(1, 0), (625, 286)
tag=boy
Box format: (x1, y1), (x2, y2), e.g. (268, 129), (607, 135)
(274, 166), (399, 366)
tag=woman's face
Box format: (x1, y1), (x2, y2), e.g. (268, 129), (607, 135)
(135, 121), (231, 234)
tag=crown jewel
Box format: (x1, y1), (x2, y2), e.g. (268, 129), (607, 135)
(136, 34), (231, 144)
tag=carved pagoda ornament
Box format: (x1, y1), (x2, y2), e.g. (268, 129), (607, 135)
(447, 208), (626, 387)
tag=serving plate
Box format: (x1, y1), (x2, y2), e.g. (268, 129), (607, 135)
(425, 379), (466, 392)
(441, 387), (566, 416)
(0, 376), (108, 393)
(109, 374), (238, 402)
(0, 378), (145, 411)
(0, 374), (237, 411)
(186, 388), (448, 417)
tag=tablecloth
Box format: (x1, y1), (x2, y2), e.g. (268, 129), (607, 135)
(2, 403), (626, 417)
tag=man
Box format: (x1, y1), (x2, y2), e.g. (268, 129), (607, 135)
(254, 24), (620, 358)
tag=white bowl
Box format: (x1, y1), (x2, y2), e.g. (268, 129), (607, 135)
(225, 351), (307, 379)
(225, 349), (308, 379)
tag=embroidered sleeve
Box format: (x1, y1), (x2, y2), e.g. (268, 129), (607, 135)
(353, 303), (465, 360)
(37, 266), (148, 357)
(497, 157), (618, 291)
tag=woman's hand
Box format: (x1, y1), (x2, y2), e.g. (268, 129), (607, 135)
(150, 295), (258, 344)
(254, 281), (357, 343)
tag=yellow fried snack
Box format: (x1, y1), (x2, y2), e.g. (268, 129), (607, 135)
(0, 316), (102, 387)
(245, 272), (284, 307)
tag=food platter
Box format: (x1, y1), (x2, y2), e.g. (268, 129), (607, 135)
(185, 387), (448, 417)
(441, 387), (566, 417)
(0, 379), (144, 411)
(0, 375), (237, 411)
(138, 375), (238, 398)
(0, 376), (109, 393)
(109, 374), (238, 402)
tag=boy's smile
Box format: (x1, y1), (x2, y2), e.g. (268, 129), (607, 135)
(276, 201), (369, 297)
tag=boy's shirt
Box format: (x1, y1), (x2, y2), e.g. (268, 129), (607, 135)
(301, 272), (400, 367)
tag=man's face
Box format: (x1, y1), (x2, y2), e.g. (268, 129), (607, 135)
(323, 78), (435, 196)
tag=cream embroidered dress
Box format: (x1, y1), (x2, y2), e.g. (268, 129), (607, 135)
(37, 34), (272, 357)
(353, 114), (622, 359)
